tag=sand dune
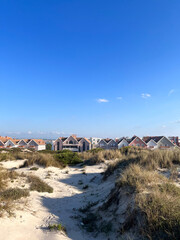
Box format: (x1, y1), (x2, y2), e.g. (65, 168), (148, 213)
(0, 160), (113, 240)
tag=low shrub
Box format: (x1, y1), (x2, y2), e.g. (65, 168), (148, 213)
(55, 150), (83, 167)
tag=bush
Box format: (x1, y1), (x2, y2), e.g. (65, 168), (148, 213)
(46, 143), (52, 151)
(55, 150), (82, 167)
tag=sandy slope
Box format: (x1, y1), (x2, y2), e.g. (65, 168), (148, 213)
(0, 160), (114, 240)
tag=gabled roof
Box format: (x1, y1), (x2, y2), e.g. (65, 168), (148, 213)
(0, 136), (13, 143)
(117, 137), (129, 144)
(126, 135), (137, 144)
(28, 139), (45, 146)
(103, 138), (112, 143)
(12, 139), (21, 144)
(77, 137), (91, 144)
(55, 136), (91, 144)
(143, 136), (164, 143)
(127, 136), (147, 146)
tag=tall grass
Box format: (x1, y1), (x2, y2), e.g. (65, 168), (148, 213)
(98, 164), (180, 239)
(81, 149), (123, 165)
(114, 165), (180, 239)
(104, 148), (180, 179)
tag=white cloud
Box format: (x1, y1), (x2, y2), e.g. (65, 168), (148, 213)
(27, 131), (32, 134)
(141, 93), (151, 99)
(168, 89), (175, 96)
(162, 125), (166, 128)
(117, 97), (122, 100)
(97, 98), (109, 103)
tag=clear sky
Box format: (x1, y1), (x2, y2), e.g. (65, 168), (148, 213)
(1, 0), (180, 139)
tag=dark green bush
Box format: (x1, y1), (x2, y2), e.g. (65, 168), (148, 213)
(55, 150), (82, 167)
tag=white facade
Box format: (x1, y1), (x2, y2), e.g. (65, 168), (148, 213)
(118, 139), (129, 149)
(146, 139), (158, 149)
(89, 137), (102, 145)
(37, 145), (46, 151)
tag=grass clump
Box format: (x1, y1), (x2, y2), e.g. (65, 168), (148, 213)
(30, 167), (39, 171)
(0, 188), (29, 200)
(0, 167), (29, 217)
(81, 149), (122, 165)
(22, 153), (58, 168)
(28, 175), (53, 193)
(48, 223), (66, 232)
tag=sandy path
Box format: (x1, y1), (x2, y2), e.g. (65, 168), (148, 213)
(0, 160), (114, 240)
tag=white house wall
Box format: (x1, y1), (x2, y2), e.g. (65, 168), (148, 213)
(118, 139), (129, 149)
(147, 140), (157, 148)
(37, 145), (46, 151)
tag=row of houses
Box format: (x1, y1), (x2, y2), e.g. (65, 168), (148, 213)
(96, 135), (179, 150)
(0, 136), (46, 151)
(0, 135), (179, 152)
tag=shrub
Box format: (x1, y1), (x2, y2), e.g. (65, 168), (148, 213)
(46, 143), (52, 151)
(55, 150), (82, 167)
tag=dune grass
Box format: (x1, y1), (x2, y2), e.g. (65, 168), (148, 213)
(28, 175), (53, 193)
(0, 188), (29, 200)
(104, 148), (180, 179)
(0, 167), (29, 217)
(114, 164), (180, 239)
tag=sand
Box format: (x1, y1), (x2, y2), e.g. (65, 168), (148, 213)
(0, 160), (114, 240)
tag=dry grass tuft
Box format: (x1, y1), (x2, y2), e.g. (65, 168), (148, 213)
(0, 188), (29, 200)
(0, 167), (29, 217)
(104, 148), (180, 179)
(28, 175), (53, 193)
(81, 149), (123, 165)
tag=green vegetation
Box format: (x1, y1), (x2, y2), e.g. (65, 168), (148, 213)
(46, 143), (52, 151)
(48, 223), (66, 232)
(28, 175), (53, 193)
(55, 150), (83, 167)
(19, 150), (82, 168)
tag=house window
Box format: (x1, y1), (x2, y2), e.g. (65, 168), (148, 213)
(83, 142), (86, 151)
(69, 140), (73, 144)
(57, 142), (60, 151)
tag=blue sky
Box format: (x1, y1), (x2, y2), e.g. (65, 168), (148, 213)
(1, 0), (180, 139)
